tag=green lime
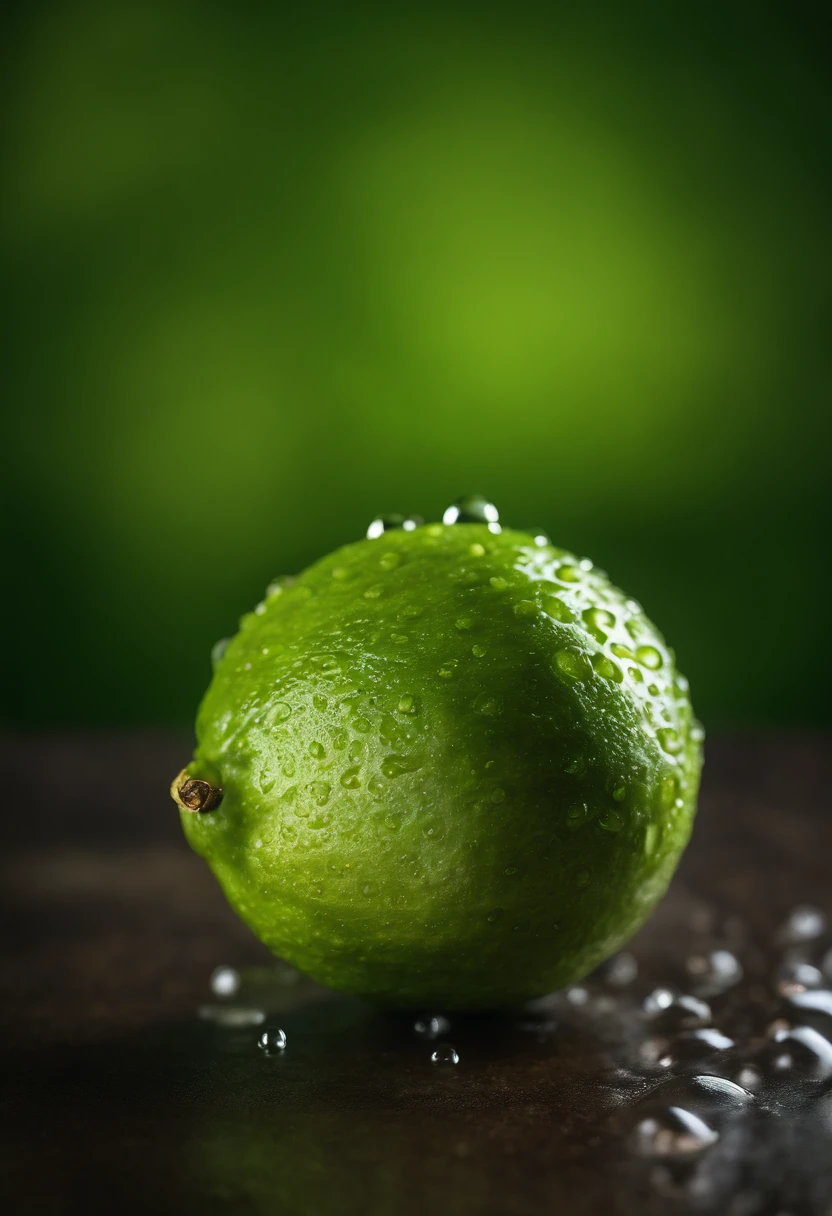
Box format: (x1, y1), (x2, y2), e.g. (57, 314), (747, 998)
(176, 501), (702, 1009)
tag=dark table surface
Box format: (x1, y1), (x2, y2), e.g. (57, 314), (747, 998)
(2, 733), (832, 1215)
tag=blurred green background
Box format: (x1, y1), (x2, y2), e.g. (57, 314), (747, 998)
(3, 0), (830, 728)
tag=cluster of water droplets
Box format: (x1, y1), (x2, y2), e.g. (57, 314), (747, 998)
(193, 896), (832, 1211)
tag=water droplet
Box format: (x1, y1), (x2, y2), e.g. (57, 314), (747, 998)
(504, 865), (519, 876)
(367, 775), (385, 796)
(473, 694), (501, 716)
(198, 1004), (266, 1028)
(443, 495), (500, 529)
(379, 551), (401, 572)
(611, 643), (635, 660)
(776, 961), (824, 997)
(340, 767), (362, 788)
(532, 531), (550, 546)
(414, 1015), (451, 1039)
(642, 1028), (735, 1070)
(490, 787), (506, 804)
(430, 1044), (460, 1065)
(308, 741), (326, 759)
(783, 988), (832, 1038)
(468, 542), (486, 557)
(592, 653), (623, 683)
(594, 953), (638, 987)
(211, 637), (230, 669)
(364, 584), (383, 599)
(624, 1074), (754, 1156)
(658, 774), (678, 811)
(565, 755), (586, 776)
(272, 702), (292, 723)
(733, 1064), (763, 1092)
(644, 990), (712, 1030)
(630, 1108), (719, 1157)
(777, 905), (827, 944)
(366, 514), (421, 539)
(472, 644), (487, 658)
(308, 780), (331, 806)
(513, 600), (538, 618)
(438, 660), (458, 679)
(397, 694), (418, 714)
(282, 758), (296, 778)
(555, 564), (581, 583)
(553, 647), (592, 682)
(636, 646), (663, 670)
(643, 823), (659, 856)
(768, 1025), (832, 1078)
(656, 728), (682, 755)
(455, 617), (473, 631)
(566, 986), (589, 1006)
(575, 868), (592, 888)
(582, 607), (615, 642)
(421, 818), (444, 839)
(353, 716), (371, 733)
(564, 802), (588, 830)
(487, 907), (504, 923)
(312, 693), (328, 712)
(256, 1027), (287, 1054)
(210, 966), (240, 998)
(685, 950), (743, 996)
(599, 810), (624, 832)
(542, 594), (575, 623)
(489, 576), (508, 591)
(611, 781), (627, 802)
(381, 755), (422, 779)
(259, 770), (276, 794)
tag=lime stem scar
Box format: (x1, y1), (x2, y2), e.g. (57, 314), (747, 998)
(170, 768), (223, 812)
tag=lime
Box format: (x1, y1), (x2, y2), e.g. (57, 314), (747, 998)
(175, 500), (702, 1009)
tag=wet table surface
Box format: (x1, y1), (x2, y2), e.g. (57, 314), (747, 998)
(2, 733), (832, 1215)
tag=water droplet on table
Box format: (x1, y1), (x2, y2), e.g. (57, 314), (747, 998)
(732, 1064), (764, 1092)
(775, 961), (823, 996)
(644, 989), (712, 1031)
(565, 986), (590, 1007)
(414, 1015), (451, 1040)
(198, 1004), (266, 1028)
(766, 1025), (832, 1078)
(209, 966), (241, 998)
(783, 988), (832, 1038)
(624, 1074), (754, 1155)
(685, 949), (743, 996)
(593, 952), (638, 987)
(430, 1044), (460, 1065)
(630, 1107), (719, 1157)
(256, 1027), (287, 1055)
(777, 905), (827, 944)
(642, 1028), (735, 1070)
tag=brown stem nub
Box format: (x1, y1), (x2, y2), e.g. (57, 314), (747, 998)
(170, 768), (224, 812)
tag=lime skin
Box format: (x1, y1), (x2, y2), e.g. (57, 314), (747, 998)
(181, 523), (702, 1010)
